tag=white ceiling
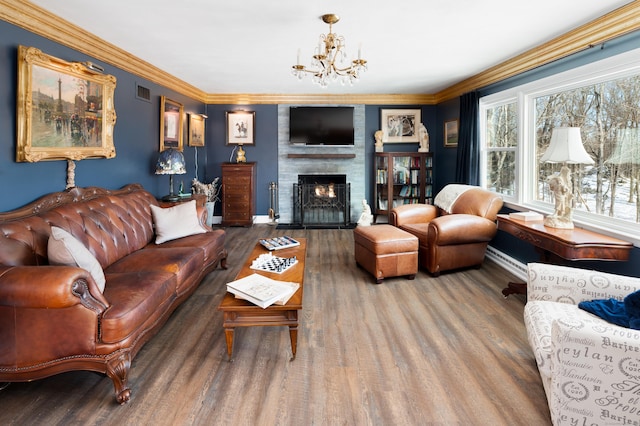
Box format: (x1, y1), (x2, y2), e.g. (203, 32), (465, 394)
(29, 0), (633, 95)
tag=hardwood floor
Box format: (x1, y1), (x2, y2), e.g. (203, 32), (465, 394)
(0, 225), (551, 425)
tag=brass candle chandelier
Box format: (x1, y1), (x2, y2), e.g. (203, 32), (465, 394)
(291, 14), (368, 88)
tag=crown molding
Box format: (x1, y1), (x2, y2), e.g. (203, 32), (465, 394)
(203, 93), (437, 105)
(3, 1), (640, 106)
(1, 0), (207, 102)
(434, 1), (640, 102)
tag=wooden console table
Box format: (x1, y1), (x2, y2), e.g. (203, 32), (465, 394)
(497, 214), (632, 297)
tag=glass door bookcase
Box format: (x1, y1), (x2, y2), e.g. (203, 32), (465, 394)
(374, 152), (433, 222)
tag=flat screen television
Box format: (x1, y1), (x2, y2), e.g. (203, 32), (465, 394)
(289, 106), (354, 145)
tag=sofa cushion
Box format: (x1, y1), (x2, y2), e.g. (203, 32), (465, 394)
(150, 200), (206, 244)
(152, 228), (225, 266)
(48, 226), (106, 293)
(397, 223), (430, 247)
(100, 271), (176, 344)
(107, 246), (204, 294)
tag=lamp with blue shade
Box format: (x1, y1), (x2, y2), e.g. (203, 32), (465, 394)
(155, 148), (186, 202)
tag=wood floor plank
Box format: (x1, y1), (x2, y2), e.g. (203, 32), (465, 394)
(0, 225), (550, 425)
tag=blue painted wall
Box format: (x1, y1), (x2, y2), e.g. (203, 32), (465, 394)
(0, 20), (208, 212)
(203, 104), (279, 216)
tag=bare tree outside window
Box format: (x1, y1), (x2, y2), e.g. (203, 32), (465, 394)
(534, 75), (640, 223)
(484, 102), (517, 196)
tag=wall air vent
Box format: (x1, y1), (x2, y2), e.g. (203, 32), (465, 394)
(136, 83), (151, 102)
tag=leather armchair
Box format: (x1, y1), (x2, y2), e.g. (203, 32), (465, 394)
(390, 185), (503, 276)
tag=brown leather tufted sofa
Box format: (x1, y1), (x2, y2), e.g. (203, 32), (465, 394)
(391, 186), (503, 276)
(0, 184), (227, 404)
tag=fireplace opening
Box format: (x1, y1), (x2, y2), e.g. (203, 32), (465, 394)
(293, 174), (351, 228)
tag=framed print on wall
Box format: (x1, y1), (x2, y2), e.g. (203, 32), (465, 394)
(226, 110), (255, 145)
(380, 109), (421, 143)
(444, 119), (459, 147)
(188, 113), (205, 147)
(16, 45), (117, 162)
(160, 96), (184, 151)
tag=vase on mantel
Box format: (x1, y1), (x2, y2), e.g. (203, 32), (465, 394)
(205, 201), (216, 226)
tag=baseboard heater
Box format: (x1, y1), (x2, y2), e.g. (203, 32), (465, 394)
(485, 246), (528, 282)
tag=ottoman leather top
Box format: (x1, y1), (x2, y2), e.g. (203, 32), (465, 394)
(354, 224), (418, 255)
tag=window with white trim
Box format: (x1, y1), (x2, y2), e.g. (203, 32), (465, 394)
(480, 48), (640, 243)
(482, 99), (517, 197)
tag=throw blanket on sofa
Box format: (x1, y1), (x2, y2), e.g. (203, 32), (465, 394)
(578, 289), (640, 329)
(433, 184), (474, 213)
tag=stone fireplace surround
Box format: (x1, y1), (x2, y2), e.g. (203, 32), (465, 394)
(277, 105), (365, 225)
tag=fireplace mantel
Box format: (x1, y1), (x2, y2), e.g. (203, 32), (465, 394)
(278, 105), (365, 224)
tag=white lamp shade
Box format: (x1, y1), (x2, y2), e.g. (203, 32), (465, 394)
(540, 127), (594, 164)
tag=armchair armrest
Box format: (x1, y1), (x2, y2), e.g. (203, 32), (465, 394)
(428, 214), (498, 245)
(550, 318), (640, 423)
(391, 203), (437, 227)
(527, 263), (640, 304)
(0, 265), (109, 311)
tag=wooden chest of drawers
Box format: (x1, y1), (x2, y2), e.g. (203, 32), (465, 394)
(221, 162), (256, 227)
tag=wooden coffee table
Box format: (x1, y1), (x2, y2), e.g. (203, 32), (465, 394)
(218, 238), (306, 361)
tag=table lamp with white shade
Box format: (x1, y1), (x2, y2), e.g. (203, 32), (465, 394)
(540, 127), (594, 229)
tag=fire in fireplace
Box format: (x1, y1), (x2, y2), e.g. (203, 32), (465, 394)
(293, 174), (351, 228)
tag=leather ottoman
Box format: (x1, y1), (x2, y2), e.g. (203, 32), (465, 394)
(354, 224), (419, 284)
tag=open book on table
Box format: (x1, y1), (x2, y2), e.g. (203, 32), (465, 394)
(226, 273), (300, 309)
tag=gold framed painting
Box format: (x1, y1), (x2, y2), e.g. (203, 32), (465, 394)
(444, 119), (459, 147)
(188, 113), (205, 147)
(16, 45), (117, 162)
(380, 109), (421, 143)
(160, 96), (184, 151)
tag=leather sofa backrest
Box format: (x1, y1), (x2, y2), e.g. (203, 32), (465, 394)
(449, 187), (503, 220)
(0, 184), (157, 268)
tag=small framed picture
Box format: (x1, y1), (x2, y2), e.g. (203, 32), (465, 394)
(188, 113), (205, 147)
(226, 110), (255, 145)
(160, 96), (184, 151)
(444, 119), (459, 147)
(380, 109), (421, 143)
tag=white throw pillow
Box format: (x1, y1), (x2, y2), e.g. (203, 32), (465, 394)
(150, 200), (206, 244)
(48, 226), (106, 293)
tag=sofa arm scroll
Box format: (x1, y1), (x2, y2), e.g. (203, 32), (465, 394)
(0, 265), (108, 311)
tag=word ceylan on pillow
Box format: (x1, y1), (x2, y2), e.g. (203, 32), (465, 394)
(48, 226), (106, 293)
(150, 200), (206, 244)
